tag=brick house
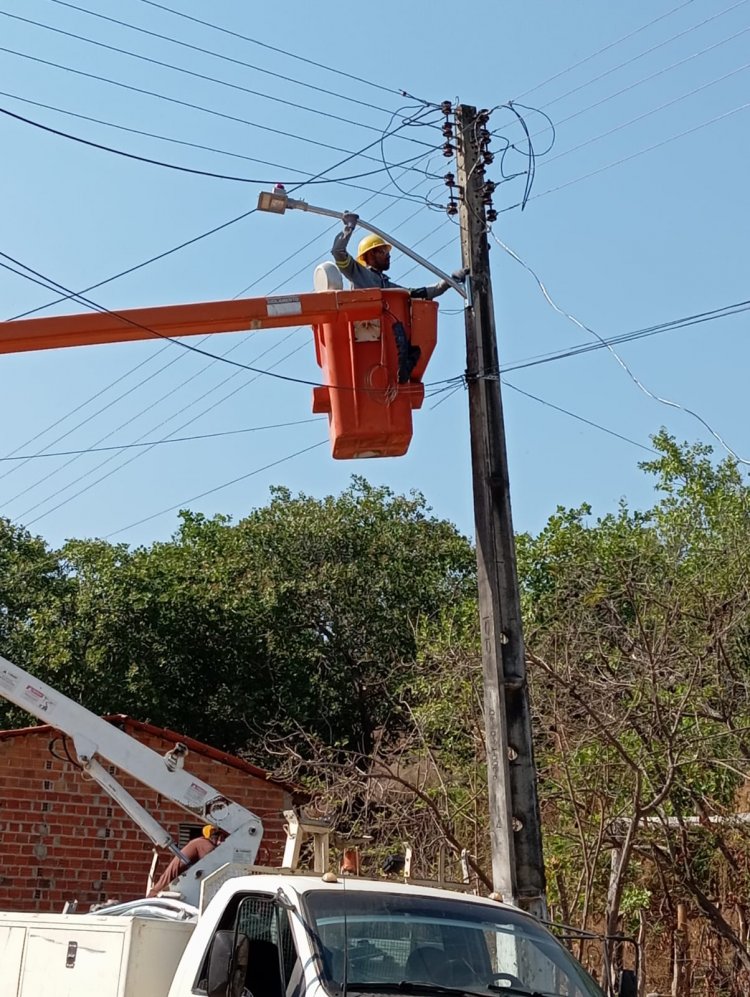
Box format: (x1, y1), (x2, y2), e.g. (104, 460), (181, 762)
(0, 715), (299, 913)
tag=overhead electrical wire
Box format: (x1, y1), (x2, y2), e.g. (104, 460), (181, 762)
(0, 9), (433, 143)
(0, 89), (432, 203)
(0, 419), (323, 461)
(502, 300), (750, 373)
(541, 21), (750, 141)
(131, 0), (409, 100)
(502, 381), (657, 455)
(0, 46), (437, 173)
(0, 104), (438, 187)
(5, 112), (440, 328)
(36, 1), (399, 113)
(13, 338), (313, 521)
(488, 232), (750, 466)
(507, 98), (750, 207)
(536, 0), (750, 112)
(103, 438), (331, 540)
(513, 0), (698, 100)
(536, 57), (750, 171)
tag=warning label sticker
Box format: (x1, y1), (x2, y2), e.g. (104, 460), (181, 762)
(186, 782), (208, 807)
(22, 684), (55, 714)
(267, 295), (302, 317)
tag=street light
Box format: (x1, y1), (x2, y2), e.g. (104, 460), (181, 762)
(257, 187), (468, 299)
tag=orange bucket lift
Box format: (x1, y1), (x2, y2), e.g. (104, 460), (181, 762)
(311, 288), (437, 459)
(0, 287), (437, 459)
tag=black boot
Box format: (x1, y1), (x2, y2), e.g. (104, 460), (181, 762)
(393, 321), (421, 383)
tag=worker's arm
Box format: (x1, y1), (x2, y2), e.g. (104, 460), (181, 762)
(409, 269), (469, 300)
(331, 212), (362, 283)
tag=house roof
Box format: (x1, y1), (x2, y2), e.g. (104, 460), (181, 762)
(0, 713), (300, 794)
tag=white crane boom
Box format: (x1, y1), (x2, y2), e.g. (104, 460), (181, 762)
(0, 655), (263, 904)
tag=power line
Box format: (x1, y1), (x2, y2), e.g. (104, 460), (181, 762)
(102, 438), (330, 540)
(42, 0), (400, 112)
(0, 103), (437, 187)
(489, 232), (750, 466)
(0, 46), (436, 172)
(132, 0), (408, 100)
(502, 381), (657, 454)
(13, 337), (310, 520)
(0, 9), (430, 142)
(537, 57), (750, 171)
(513, 0), (698, 100)
(501, 300), (750, 373)
(517, 98), (750, 205)
(538, 0), (750, 112)
(0, 89), (432, 203)
(509, 18), (750, 153)
(0, 419), (322, 461)
(0, 253), (329, 390)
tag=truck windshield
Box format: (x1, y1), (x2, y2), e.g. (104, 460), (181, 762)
(303, 891), (604, 997)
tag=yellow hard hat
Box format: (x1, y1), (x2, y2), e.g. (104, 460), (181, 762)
(356, 234), (392, 265)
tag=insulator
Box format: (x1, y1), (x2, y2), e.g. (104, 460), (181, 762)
(442, 141), (454, 158)
(446, 201), (459, 217)
(477, 108), (491, 125)
(440, 100), (453, 116)
(444, 172), (456, 187)
(442, 122), (454, 139)
(483, 151), (495, 165)
(482, 180), (497, 196)
(479, 128), (491, 146)
(486, 208), (498, 223)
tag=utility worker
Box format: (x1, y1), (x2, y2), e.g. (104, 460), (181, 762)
(332, 213), (465, 300)
(331, 213), (467, 382)
(148, 824), (228, 896)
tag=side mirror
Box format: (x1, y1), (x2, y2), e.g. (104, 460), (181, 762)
(617, 968), (637, 997)
(207, 930), (250, 997)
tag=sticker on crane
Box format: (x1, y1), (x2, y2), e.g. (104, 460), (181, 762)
(22, 684), (55, 713)
(0, 666), (19, 693)
(186, 782), (209, 807)
(267, 295), (302, 317)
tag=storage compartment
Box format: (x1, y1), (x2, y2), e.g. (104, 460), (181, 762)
(0, 913), (194, 997)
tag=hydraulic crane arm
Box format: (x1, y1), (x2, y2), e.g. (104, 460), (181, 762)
(0, 288), (388, 355)
(0, 655), (263, 903)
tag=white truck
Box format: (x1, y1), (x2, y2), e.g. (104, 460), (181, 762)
(0, 655), (632, 997)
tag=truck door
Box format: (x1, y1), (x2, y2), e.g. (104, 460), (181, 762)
(198, 894), (303, 997)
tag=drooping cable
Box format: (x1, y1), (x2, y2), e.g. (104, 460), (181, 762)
(489, 232), (750, 465)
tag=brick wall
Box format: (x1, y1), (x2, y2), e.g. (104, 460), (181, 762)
(0, 719), (293, 912)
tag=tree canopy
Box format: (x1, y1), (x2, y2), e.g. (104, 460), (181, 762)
(4, 441), (750, 991)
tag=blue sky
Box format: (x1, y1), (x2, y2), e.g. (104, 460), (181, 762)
(1, 0), (748, 548)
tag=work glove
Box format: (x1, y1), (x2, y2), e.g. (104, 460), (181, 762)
(451, 267), (470, 281)
(342, 212), (359, 233)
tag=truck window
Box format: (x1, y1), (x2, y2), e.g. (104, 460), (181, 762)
(196, 893), (302, 997)
(303, 890), (604, 997)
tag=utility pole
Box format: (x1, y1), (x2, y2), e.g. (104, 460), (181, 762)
(454, 104), (547, 918)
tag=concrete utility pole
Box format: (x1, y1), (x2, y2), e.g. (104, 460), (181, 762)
(454, 104), (547, 918)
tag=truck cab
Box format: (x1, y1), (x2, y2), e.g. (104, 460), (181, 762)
(177, 874), (607, 997)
